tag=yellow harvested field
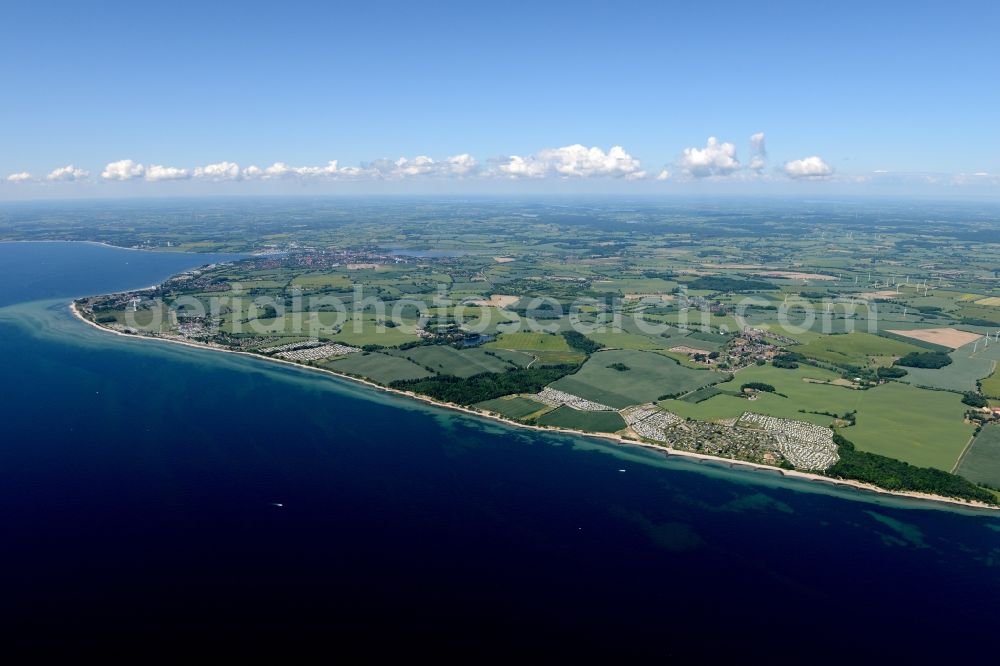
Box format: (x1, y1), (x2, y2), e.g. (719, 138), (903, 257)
(669, 345), (712, 355)
(493, 256), (516, 263)
(468, 294), (519, 308)
(346, 263), (379, 270)
(886, 327), (982, 349)
(974, 297), (1000, 306)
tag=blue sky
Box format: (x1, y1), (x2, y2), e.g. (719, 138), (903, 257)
(3, 0), (999, 197)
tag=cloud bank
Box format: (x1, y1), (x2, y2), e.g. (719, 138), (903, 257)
(8, 138), (986, 193)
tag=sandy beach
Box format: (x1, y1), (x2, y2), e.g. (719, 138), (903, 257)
(70, 300), (999, 512)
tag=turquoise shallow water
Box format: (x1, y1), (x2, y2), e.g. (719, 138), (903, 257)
(0, 242), (997, 658)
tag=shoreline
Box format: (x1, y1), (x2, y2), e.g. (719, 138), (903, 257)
(69, 300), (999, 514)
(0, 239), (237, 254)
(0, 239), (172, 253)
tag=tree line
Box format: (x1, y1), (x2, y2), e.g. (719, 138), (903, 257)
(390, 365), (579, 406)
(827, 433), (994, 504)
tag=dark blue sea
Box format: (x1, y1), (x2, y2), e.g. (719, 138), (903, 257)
(0, 242), (997, 659)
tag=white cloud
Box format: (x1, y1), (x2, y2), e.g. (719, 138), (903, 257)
(497, 145), (645, 179)
(145, 164), (190, 181)
(390, 155), (436, 177)
(241, 154), (480, 181)
(334, 165), (373, 178)
(656, 169), (671, 181)
(679, 137), (740, 177)
(193, 161), (242, 180)
(264, 161), (325, 178)
(6, 172), (32, 183)
(101, 159), (145, 181)
(359, 159), (396, 178)
(440, 153), (478, 176)
(496, 154), (547, 178)
(749, 132), (766, 172)
(241, 160), (356, 179)
(873, 169), (889, 174)
(377, 154), (480, 179)
(783, 156), (834, 179)
(46, 165), (89, 181)
(951, 172), (1000, 186)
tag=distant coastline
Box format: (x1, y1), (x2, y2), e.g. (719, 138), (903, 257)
(69, 300), (999, 514)
(0, 239), (159, 252)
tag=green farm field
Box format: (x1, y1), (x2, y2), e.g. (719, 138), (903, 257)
(536, 406), (626, 433)
(584, 330), (668, 350)
(589, 277), (676, 294)
(840, 382), (973, 470)
(330, 317), (420, 347)
(978, 364), (1000, 399)
(387, 346), (529, 377)
(485, 332), (571, 351)
(797, 333), (924, 367)
(660, 364), (861, 426)
(234, 279), (288, 289)
(475, 396), (549, 419)
(483, 331), (585, 364)
(549, 349), (722, 409)
(323, 352), (432, 385)
(900, 343), (1000, 392)
(290, 273), (353, 290)
(956, 424), (1000, 488)
(956, 305), (1000, 325)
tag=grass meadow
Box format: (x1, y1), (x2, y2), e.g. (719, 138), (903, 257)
(536, 406), (627, 432)
(549, 349), (722, 409)
(956, 424), (1000, 488)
